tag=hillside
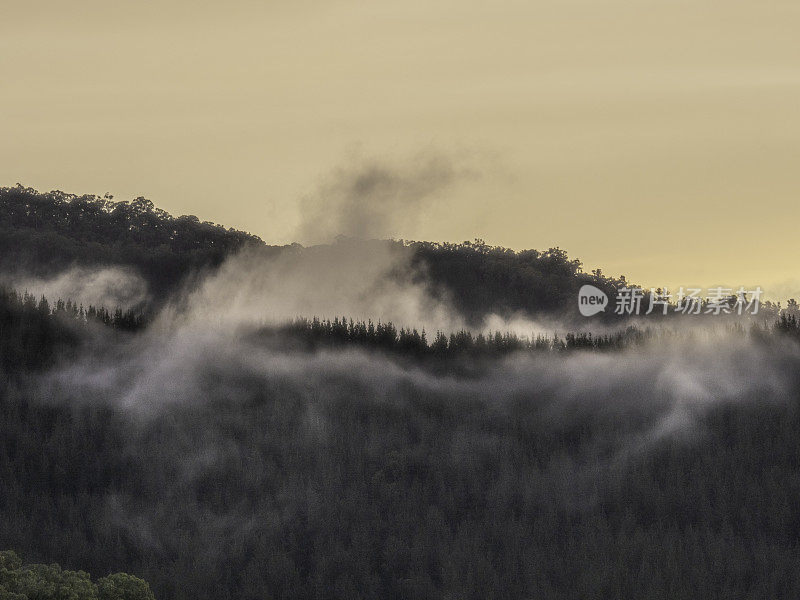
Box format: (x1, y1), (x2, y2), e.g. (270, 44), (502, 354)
(0, 186), (623, 323)
(2, 187), (800, 600)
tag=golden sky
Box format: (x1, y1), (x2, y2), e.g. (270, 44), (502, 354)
(2, 0), (799, 296)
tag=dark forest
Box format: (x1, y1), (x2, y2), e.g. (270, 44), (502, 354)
(2, 188), (800, 600)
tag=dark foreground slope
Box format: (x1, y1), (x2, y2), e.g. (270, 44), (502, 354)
(2, 296), (800, 599)
(3, 346), (800, 599)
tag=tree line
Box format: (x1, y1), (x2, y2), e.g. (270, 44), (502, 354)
(264, 312), (800, 358)
(268, 316), (648, 357)
(0, 288), (145, 371)
(4, 284), (800, 374)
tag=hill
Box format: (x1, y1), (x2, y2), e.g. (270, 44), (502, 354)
(0, 185), (623, 323)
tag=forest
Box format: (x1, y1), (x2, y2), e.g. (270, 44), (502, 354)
(2, 188), (800, 599)
(0, 186), (628, 324)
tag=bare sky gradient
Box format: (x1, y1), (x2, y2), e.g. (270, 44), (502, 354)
(2, 0), (799, 295)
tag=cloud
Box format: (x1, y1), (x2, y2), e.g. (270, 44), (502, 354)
(160, 239), (464, 335)
(9, 266), (149, 310)
(296, 151), (473, 244)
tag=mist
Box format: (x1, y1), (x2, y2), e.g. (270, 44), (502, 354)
(8, 266), (150, 312)
(296, 151), (474, 245)
(4, 241), (800, 599)
(26, 238), (797, 429)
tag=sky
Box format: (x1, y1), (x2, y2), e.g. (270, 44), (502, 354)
(2, 0), (799, 297)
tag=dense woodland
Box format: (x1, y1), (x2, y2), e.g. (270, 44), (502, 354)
(3, 303), (800, 598)
(0, 186), (629, 323)
(3, 187), (800, 599)
(0, 288), (145, 371)
(0, 185), (267, 300)
(407, 241), (621, 324)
